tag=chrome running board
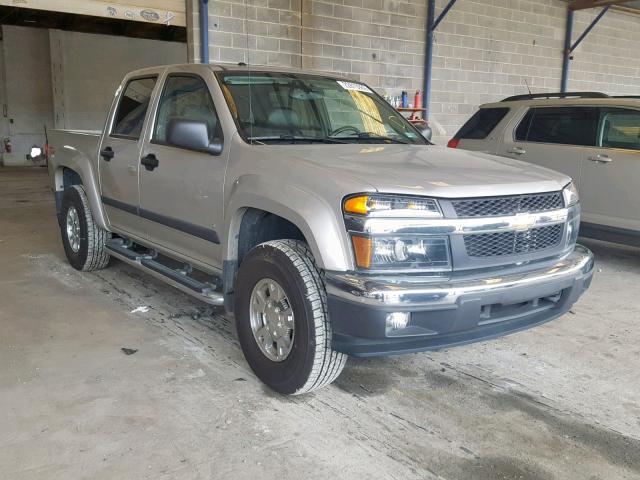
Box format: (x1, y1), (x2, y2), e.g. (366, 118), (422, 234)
(105, 238), (224, 306)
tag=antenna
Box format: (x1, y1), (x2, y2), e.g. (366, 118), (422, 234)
(244, 0), (249, 66)
(523, 78), (532, 95)
(245, 0), (254, 144)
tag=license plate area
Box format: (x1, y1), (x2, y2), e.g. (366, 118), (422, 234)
(478, 290), (564, 326)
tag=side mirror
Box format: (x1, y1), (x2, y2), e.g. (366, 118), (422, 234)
(419, 125), (432, 142)
(166, 118), (223, 155)
(208, 138), (223, 155)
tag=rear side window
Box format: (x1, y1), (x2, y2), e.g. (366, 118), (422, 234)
(515, 107), (598, 146)
(598, 108), (640, 150)
(455, 108), (509, 140)
(111, 77), (157, 139)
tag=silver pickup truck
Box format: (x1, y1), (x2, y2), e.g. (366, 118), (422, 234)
(47, 63), (594, 395)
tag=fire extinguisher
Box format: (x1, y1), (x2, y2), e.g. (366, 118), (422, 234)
(3, 137), (11, 153)
(414, 90), (422, 109)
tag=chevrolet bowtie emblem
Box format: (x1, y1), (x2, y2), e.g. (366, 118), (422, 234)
(510, 213), (536, 231)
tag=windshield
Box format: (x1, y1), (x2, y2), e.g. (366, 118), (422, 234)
(217, 72), (427, 145)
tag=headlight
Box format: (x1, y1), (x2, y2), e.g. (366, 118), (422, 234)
(344, 194), (449, 271)
(351, 234), (451, 270)
(563, 182), (579, 207)
(343, 194), (442, 218)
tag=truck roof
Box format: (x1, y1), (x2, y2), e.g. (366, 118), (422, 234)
(125, 62), (351, 82)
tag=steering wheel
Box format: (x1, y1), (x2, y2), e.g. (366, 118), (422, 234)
(329, 125), (361, 136)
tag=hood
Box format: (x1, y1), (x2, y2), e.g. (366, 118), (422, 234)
(268, 144), (571, 198)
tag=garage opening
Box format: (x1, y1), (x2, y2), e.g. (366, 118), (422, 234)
(0, 6), (187, 165)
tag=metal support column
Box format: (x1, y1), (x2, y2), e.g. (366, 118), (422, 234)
(561, 6), (609, 92)
(199, 0), (209, 64)
(423, 0), (458, 118)
(561, 9), (574, 92)
(423, 0), (435, 116)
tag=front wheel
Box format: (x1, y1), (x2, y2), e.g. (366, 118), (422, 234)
(235, 240), (347, 395)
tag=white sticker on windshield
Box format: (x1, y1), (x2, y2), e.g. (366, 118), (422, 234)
(337, 81), (373, 93)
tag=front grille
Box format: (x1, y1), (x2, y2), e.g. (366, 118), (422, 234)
(452, 192), (564, 218)
(464, 224), (563, 257)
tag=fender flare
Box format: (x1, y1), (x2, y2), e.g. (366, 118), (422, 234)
(52, 147), (109, 231)
(224, 175), (353, 271)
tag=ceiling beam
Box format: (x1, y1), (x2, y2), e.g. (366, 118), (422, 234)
(0, 6), (186, 43)
(569, 0), (635, 11)
(0, 0), (185, 26)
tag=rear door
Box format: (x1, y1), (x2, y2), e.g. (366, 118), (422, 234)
(138, 71), (226, 269)
(496, 106), (599, 187)
(579, 107), (640, 232)
(99, 75), (158, 240)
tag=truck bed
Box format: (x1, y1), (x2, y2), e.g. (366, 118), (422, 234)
(49, 129), (101, 153)
(48, 129), (102, 176)
(47, 129), (103, 207)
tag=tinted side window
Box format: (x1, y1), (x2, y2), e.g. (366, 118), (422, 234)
(515, 110), (534, 141)
(455, 108), (509, 139)
(112, 77), (157, 139)
(516, 107), (598, 146)
(153, 75), (221, 145)
(598, 108), (640, 150)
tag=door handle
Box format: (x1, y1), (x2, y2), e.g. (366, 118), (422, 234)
(100, 146), (114, 161)
(588, 154), (612, 164)
(508, 147), (526, 155)
(141, 153), (159, 171)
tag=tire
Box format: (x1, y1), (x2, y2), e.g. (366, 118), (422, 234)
(235, 240), (347, 395)
(60, 185), (111, 271)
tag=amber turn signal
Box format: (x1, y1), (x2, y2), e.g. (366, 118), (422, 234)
(351, 234), (372, 269)
(343, 195), (369, 215)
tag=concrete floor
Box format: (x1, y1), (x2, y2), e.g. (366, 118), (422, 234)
(1, 167), (639, 480)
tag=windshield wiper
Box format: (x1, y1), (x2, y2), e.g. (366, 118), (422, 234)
(247, 135), (347, 144)
(330, 132), (409, 144)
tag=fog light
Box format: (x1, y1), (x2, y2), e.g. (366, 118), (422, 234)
(386, 312), (410, 330)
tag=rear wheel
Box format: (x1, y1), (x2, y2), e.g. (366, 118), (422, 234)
(235, 240), (347, 395)
(60, 185), (111, 271)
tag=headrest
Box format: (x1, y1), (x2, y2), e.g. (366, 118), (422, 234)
(268, 108), (299, 129)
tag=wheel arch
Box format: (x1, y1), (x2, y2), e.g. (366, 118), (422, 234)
(222, 205), (322, 310)
(221, 192), (352, 314)
(223, 176), (352, 273)
(52, 162), (108, 230)
(224, 200), (350, 272)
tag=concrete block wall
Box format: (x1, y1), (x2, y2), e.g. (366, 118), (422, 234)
(189, 1), (640, 144)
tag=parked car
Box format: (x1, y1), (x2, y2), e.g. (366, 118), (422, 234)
(47, 65), (594, 394)
(449, 92), (640, 246)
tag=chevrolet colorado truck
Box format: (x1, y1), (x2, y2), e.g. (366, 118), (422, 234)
(47, 64), (595, 395)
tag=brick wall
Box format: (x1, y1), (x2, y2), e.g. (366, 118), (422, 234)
(187, 0), (640, 144)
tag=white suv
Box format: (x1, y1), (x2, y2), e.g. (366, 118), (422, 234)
(449, 92), (640, 246)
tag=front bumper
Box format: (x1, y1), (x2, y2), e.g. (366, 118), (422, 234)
(325, 244), (595, 357)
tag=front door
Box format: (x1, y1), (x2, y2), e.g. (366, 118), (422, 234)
(99, 76), (158, 240)
(138, 73), (226, 269)
(579, 107), (640, 232)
